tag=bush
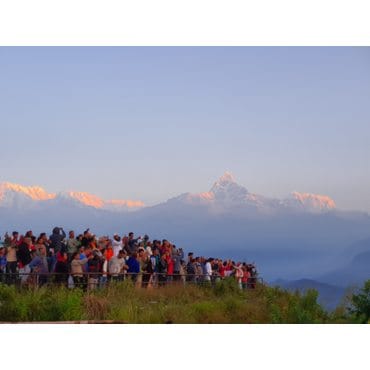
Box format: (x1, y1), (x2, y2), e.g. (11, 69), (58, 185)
(348, 280), (370, 324)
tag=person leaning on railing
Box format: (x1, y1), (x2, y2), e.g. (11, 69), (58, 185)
(70, 252), (90, 289)
(0, 247), (7, 283)
(5, 232), (19, 284)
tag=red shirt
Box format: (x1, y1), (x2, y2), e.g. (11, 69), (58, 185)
(242, 270), (251, 283)
(56, 251), (67, 263)
(166, 255), (174, 275)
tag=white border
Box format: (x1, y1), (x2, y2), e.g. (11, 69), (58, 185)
(0, 0), (370, 45)
(1, 324), (369, 370)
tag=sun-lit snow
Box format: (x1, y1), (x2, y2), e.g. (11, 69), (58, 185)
(290, 191), (336, 211)
(0, 176), (336, 214)
(170, 172), (336, 214)
(0, 182), (144, 211)
(0, 182), (56, 201)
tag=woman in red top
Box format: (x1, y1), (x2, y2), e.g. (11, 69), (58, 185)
(104, 242), (114, 262)
(55, 250), (68, 286)
(218, 260), (226, 278)
(242, 264), (251, 290)
(165, 251), (174, 281)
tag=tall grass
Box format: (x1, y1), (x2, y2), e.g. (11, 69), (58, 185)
(0, 279), (355, 323)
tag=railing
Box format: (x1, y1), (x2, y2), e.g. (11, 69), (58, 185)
(0, 272), (262, 290)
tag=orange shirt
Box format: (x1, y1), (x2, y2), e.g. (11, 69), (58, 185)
(105, 248), (114, 261)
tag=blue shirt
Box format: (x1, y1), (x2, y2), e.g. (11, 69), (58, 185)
(127, 257), (140, 274)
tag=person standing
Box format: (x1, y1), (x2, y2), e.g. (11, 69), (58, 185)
(29, 244), (49, 286)
(49, 227), (66, 272)
(205, 258), (213, 283)
(5, 231), (19, 284)
(70, 252), (89, 289)
(126, 252), (140, 283)
(54, 249), (68, 286)
(172, 248), (184, 282)
(66, 231), (80, 262)
(0, 247), (7, 283)
(17, 237), (33, 285)
(109, 250), (128, 282)
(112, 234), (123, 257)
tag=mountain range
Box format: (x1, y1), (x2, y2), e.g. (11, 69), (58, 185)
(0, 172), (337, 214)
(0, 172), (369, 288)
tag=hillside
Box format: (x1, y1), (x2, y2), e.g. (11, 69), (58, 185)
(273, 279), (346, 311)
(0, 279), (352, 324)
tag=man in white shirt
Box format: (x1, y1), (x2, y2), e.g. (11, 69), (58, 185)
(205, 258), (213, 282)
(109, 250), (128, 281)
(112, 234), (123, 257)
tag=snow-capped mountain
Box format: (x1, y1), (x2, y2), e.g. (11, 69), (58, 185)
(287, 192), (336, 213)
(0, 182), (56, 209)
(167, 172), (336, 214)
(0, 182), (144, 212)
(0, 174), (336, 214)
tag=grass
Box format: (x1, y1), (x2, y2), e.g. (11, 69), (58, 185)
(0, 279), (360, 323)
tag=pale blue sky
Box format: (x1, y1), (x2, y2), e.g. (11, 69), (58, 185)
(1, 47), (369, 211)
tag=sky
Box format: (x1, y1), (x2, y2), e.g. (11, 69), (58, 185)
(0, 47), (370, 211)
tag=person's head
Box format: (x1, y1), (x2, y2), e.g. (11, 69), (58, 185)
(52, 227), (60, 235)
(138, 248), (145, 258)
(128, 232), (134, 239)
(23, 237), (32, 246)
(12, 231), (19, 239)
(69, 230), (75, 239)
(72, 252), (80, 260)
(38, 245), (47, 256)
(131, 252), (138, 260)
(25, 230), (33, 238)
(118, 250), (126, 259)
(113, 234), (121, 242)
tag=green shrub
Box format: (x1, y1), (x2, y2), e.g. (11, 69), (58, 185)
(348, 280), (370, 324)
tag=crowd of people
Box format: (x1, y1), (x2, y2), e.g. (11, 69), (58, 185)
(0, 227), (258, 290)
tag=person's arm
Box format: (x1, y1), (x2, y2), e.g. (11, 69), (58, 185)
(29, 257), (40, 270)
(79, 258), (88, 265)
(60, 228), (66, 239)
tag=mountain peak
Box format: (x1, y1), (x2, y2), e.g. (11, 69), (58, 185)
(290, 192), (336, 211)
(209, 172), (249, 203)
(217, 171), (236, 184)
(0, 182), (56, 201)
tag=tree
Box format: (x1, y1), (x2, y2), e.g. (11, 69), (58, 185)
(349, 280), (370, 323)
